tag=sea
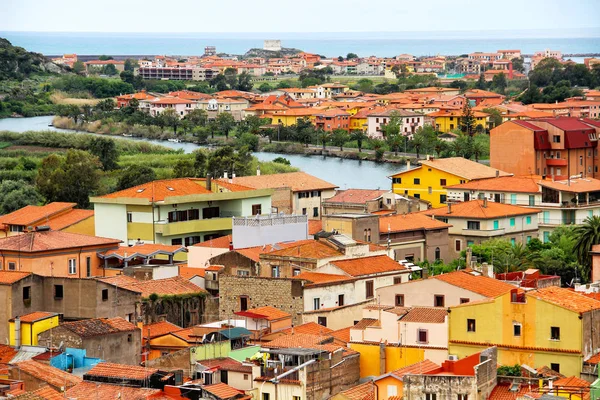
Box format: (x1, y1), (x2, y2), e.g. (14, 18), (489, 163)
(2, 30), (600, 58)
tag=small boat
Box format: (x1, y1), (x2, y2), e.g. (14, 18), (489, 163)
(48, 123), (54, 127)
(122, 133), (133, 137)
(168, 138), (181, 143)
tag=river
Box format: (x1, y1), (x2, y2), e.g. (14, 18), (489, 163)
(0, 116), (404, 190)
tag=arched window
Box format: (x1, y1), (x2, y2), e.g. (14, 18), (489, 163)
(435, 247), (441, 261)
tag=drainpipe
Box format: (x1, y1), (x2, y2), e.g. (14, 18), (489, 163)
(15, 316), (21, 349)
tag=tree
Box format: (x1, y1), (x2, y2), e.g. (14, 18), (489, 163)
(380, 111), (402, 139)
(491, 72), (507, 94)
(89, 137), (119, 171)
(193, 150), (208, 177)
(98, 55), (113, 61)
(96, 98), (116, 112)
(317, 129), (329, 150)
(511, 57), (525, 73)
(574, 216), (600, 281)
(346, 53), (358, 60)
(236, 72), (253, 92)
(475, 74), (487, 90)
(124, 58), (138, 72)
(272, 157), (291, 165)
(294, 118), (316, 148)
(482, 107), (502, 129)
(519, 83), (544, 105)
(471, 136), (487, 161)
(258, 82), (273, 93)
(72, 61), (85, 75)
(120, 70), (134, 85)
(459, 101), (476, 136)
(36, 150), (102, 208)
(216, 112), (236, 140)
(102, 64), (118, 76)
(173, 159), (196, 178)
(160, 108), (180, 135)
(185, 109), (208, 128)
(433, 139), (447, 158)
(116, 164), (157, 190)
(350, 130), (368, 152)
(331, 129), (349, 151)
(223, 68), (238, 89)
(205, 145), (252, 178)
(0, 180), (43, 214)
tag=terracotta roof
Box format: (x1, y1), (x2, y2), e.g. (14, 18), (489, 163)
(446, 176), (540, 193)
(0, 271), (32, 285)
(536, 365), (566, 378)
(264, 333), (332, 349)
(13, 312), (57, 323)
(203, 382), (245, 399)
(281, 322), (334, 336)
(46, 209), (94, 231)
(329, 255), (408, 277)
(353, 318), (379, 330)
(179, 266), (206, 279)
(448, 339), (581, 354)
(308, 220), (323, 235)
(239, 306), (291, 321)
(15, 360), (82, 389)
(66, 381), (162, 400)
(465, 89), (505, 98)
(143, 321), (182, 339)
(380, 212), (451, 233)
(399, 307), (447, 323)
(59, 317), (137, 338)
(489, 383), (538, 400)
(528, 287), (600, 314)
(330, 327), (352, 343)
(435, 271), (515, 298)
(293, 271), (354, 286)
(338, 381), (375, 400)
(198, 357), (252, 373)
(85, 362), (157, 381)
(414, 158), (511, 181)
(193, 235), (232, 249)
(99, 244), (186, 259)
(227, 172), (338, 192)
(424, 200), (539, 219)
(151, 97), (195, 105)
(390, 359), (440, 378)
(538, 178), (600, 194)
(585, 352), (600, 365)
(96, 275), (143, 292)
(12, 386), (63, 400)
(325, 189), (388, 205)
(95, 178), (212, 202)
(0, 202), (76, 228)
(554, 376), (590, 388)
(265, 240), (343, 260)
(0, 344), (18, 364)
(205, 265), (224, 272)
(0, 231), (121, 252)
(234, 241), (302, 262)
(101, 275), (206, 298)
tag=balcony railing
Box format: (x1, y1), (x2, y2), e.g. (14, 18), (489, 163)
(261, 367), (299, 381)
(154, 217), (234, 236)
(461, 228), (506, 237)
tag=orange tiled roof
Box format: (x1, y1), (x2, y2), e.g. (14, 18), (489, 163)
(203, 382), (245, 399)
(330, 326), (352, 343)
(60, 317), (137, 338)
(397, 157), (511, 181)
(0, 344), (18, 364)
(465, 89), (505, 98)
(308, 220), (323, 235)
(325, 189), (388, 205)
(46, 209), (94, 231)
(179, 266), (205, 279)
(228, 172), (338, 192)
(0, 202), (76, 228)
(329, 255), (408, 277)
(0, 271), (32, 285)
(489, 383), (538, 400)
(399, 307), (447, 323)
(538, 178), (600, 194)
(66, 381), (162, 400)
(528, 287), (600, 314)
(13, 312), (57, 323)
(266, 240), (343, 260)
(113, 276), (206, 298)
(435, 271), (515, 298)
(15, 360), (82, 389)
(142, 321), (182, 339)
(338, 381), (375, 400)
(193, 234), (232, 249)
(424, 200), (539, 219)
(198, 357), (253, 374)
(353, 318), (379, 330)
(281, 322), (333, 336)
(85, 362), (157, 381)
(380, 212), (451, 233)
(242, 306), (291, 321)
(449, 339), (581, 354)
(554, 376), (590, 388)
(293, 271), (354, 286)
(445, 176), (540, 193)
(0, 231), (121, 253)
(13, 386), (63, 400)
(96, 275), (143, 292)
(96, 178), (211, 202)
(151, 97), (195, 105)
(264, 333), (332, 349)
(389, 359), (441, 378)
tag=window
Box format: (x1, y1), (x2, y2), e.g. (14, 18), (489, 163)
(418, 329), (428, 343)
(493, 220), (499, 230)
(553, 135), (561, 143)
(526, 216), (531, 225)
(54, 285), (64, 300)
(302, 208), (307, 215)
(23, 286), (30, 301)
(293, 268), (301, 276)
(514, 324), (522, 337)
(396, 294), (405, 306)
(244, 374), (249, 381)
(458, 395), (468, 400)
(240, 296), (248, 312)
(8, 262), (16, 271)
(550, 363), (560, 373)
(414, 178), (421, 185)
(392, 177), (401, 184)
(202, 206), (220, 219)
(580, 156), (583, 166)
(434, 295), (445, 307)
(426, 394), (437, 400)
(185, 236), (201, 246)
(237, 270), (250, 276)
(428, 186), (432, 194)
(127, 212), (132, 223)
(440, 194), (447, 204)
(529, 195), (535, 206)
(127, 334), (132, 342)
(551, 326), (560, 340)
(435, 247), (441, 261)
(414, 194), (420, 199)
(318, 317), (327, 327)
(543, 211), (550, 224)
(338, 294), (344, 306)
(460, 298), (470, 304)
(68, 258), (76, 275)
(263, 394), (270, 400)
(10, 225), (24, 233)
(387, 386), (398, 397)
(313, 207), (319, 217)
(86, 257), (91, 277)
(467, 318), (476, 332)
(271, 266), (280, 278)
(252, 204), (262, 215)
(467, 221), (480, 230)
(440, 179), (447, 186)
(455, 240), (461, 252)
(510, 218), (515, 227)
(102, 289), (109, 301)
(365, 281), (374, 299)
(510, 194), (517, 204)
(313, 298), (320, 310)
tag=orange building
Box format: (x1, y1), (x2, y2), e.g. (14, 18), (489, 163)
(313, 108), (351, 131)
(0, 230), (121, 278)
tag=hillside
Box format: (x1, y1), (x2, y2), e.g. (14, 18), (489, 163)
(0, 38), (64, 79)
(243, 47), (303, 59)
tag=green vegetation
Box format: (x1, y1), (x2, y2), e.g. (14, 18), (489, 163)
(0, 38), (62, 80)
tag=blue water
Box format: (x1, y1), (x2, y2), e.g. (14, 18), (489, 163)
(2, 31), (600, 57)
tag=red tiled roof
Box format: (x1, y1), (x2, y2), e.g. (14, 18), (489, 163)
(100, 243), (186, 259)
(446, 176), (540, 193)
(554, 376), (590, 388)
(435, 271), (515, 298)
(528, 287), (600, 314)
(330, 327), (352, 343)
(66, 381), (162, 400)
(339, 381), (375, 400)
(281, 322), (334, 336)
(15, 360), (82, 389)
(264, 240), (343, 260)
(390, 359), (441, 378)
(0, 344), (18, 364)
(203, 382), (245, 399)
(325, 189), (388, 205)
(393, 157), (511, 181)
(329, 255), (408, 277)
(449, 339), (581, 354)
(59, 317), (137, 338)
(293, 271), (354, 286)
(46, 209), (94, 231)
(538, 178), (600, 194)
(0, 231), (121, 252)
(308, 220), (323, 235)
(193, 235), (232, 249)
(227, 172), (338, 192)
(95, 178), (211, 202)
(424, 200), (539, 219)
(399, 307), (447, 323)
(489, 383), (538, 400)
(0, 202), (76, 228)
(198, 357), (252, 374)
(0, 271), (32, 285)
(12, 312), (57, 323)
(179, 266), (205, 279)
(352, 318), (379, 330)
(85, 362), (157, 381)
(264, 333), (333, 349)
(100, 275), (205, 298)
(237, 306), (291, 321)
(380, 212), (451, 233)
(13, 386), (63, 400)
(143, 321), (182, 339)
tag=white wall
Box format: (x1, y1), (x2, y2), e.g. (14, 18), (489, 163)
(232, 214), (308, 249)
(187, 247), (229, 268)
(94, 203), (127, 243)
(376, 279), (487, 308)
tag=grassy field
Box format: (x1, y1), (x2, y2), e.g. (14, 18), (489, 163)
(50, 92), (101, 106)
(252, 75), (391, 89)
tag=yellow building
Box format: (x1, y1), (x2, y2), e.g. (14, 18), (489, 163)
(263, 110), (315, 127)
(448, 286), (600, 377)
(390, 157), (511, 207)
(428, 110), (489, 133)
(9, 312), (60, 346)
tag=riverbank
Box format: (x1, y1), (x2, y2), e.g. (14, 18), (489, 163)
(51, 116), (419, 164)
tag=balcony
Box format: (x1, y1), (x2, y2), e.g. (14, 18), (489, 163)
(154, 217), (233, 236)
(462, 228), (506, 237)
(261, 367), (299, 381)
(205, 280), (219, 291)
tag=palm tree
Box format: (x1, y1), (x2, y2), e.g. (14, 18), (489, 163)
(350, 130), (368, 153)
(433, 139), (447, 158)
(573, 216), (600, 280)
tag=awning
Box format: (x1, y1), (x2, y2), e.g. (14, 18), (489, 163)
(546, 159), (568, 166)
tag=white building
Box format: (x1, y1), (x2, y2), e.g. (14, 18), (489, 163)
(366, 109), (425, 139)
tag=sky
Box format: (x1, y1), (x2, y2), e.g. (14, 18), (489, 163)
(2, 0), (600, 34)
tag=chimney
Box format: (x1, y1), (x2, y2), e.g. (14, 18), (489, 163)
(508, 60), (514, 80)
(495, 170), (499, 178)
(229, 241), (233, 251)
(223, 171), (228, 180)
(257, 166), (261, 176)
(406, 160), (411, 170)
(206, 173), (212, 191)
(426, 154), (430, 161)
(447, 203), (452, 214)
(483, 197), (488, 208)
(14, 317), (21, 349)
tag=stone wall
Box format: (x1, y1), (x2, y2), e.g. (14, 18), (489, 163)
(141, 294), (206, 328)
(219, 275), (304, 325)
(208, 252), (257, 276)
(305, 352), (360, 399)
(145, 348), (193, 376)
